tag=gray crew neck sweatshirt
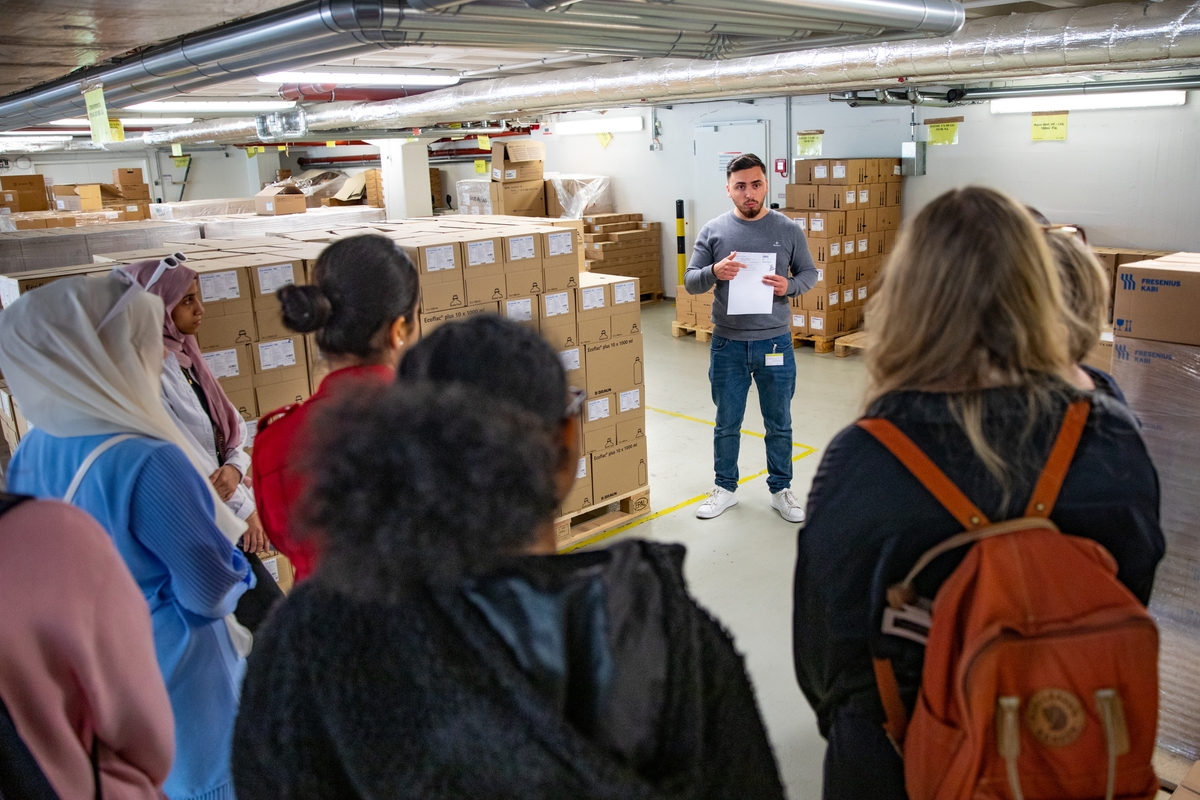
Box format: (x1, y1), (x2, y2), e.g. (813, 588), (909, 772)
(683, 209), (819, 341)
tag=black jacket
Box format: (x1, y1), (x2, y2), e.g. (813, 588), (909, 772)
(793, 386), (1164, 736)
(234, 540), (785, 800)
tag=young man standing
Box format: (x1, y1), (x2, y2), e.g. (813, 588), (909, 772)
(685, 153), (818, 522)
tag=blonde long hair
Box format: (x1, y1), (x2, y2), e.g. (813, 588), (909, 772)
(865, 186), (1076, 488)
(1046, 231), (1109, 363)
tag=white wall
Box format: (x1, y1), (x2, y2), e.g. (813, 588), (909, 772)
(157, 146), (282, 202)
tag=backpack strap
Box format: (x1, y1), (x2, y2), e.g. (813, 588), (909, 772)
(1024, 399), (1090, 517)
(857, 418), (991, 531)
(63, 434), (138, 505)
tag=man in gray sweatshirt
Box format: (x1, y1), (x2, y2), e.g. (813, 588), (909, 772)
(684, 153), (818, 523)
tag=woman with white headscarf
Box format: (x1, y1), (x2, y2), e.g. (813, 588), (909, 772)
(0, 268), (253, 800)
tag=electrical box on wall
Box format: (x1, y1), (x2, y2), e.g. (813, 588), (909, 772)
(901, 141), (927, 176)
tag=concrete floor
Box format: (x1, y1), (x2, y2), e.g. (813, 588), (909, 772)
(588, 301), (869, 800)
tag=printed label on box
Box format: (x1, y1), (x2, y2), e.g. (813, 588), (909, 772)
(811, 316), (825, 331)
(620, 388), (641, 413)
(845, 190), (856, 204)
(258, 339), (297, 370)
(199, 271), (240, 302)
(560, 348), (581, 372)
(796, 218), (807, 230)
(833, 165), (846, 179)
(510, 236), (536, 260)
(506, 298), (533, 322)
(126, 204), (139, 212)
(548, 231), (573, 256)
(858, 286), (868, 300)
(505, 169), (517, 180)
(815, 268), (824, 282)
(257, 264), (295, 294)
(829, 291), (839, 306)
(261, 556), (280, 582)
(265, 201), (274, 212)
(858, 238), (869, 252)
(810, 218), (824, 232)
(894, 165), (902, 175)
(467, 240), (496, 266)
(56, 199), (66, 210)
(844, 289), (854, 304)
(859, 190), (869, 203)
(581, 286), (606, 310)
(587, 397), (611, 422)
(614, 282), (636, 305)
(426, 245), (456, 272)
(793, 314), (806, 327)
(492, 168), (502, 180)
(815, 165), (828, 179)
(545, 291), (570, 317)
(844, 240), (855, 254)
(576, 457), (588, 479)
(203, 348), (241, 379)
(830, 242), (840, 257)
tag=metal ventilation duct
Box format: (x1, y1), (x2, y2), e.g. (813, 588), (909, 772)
(0, 0), (964, 131)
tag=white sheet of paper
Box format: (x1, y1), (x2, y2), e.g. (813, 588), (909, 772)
(726, 252), (777, 315)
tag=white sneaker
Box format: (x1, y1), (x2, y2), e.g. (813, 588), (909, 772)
(696, 486), (738, 519)
(771, 488), (806, 523)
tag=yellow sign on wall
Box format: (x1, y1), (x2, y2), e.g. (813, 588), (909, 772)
(797, 132), (823, 157)
(171, 143), (183, 157)
(474, 159), (487, 174)
(1032, 112), (1068, 141)
(173, 155), (191, 169)
(595, 132), (613, 148)
(477, 134), (491, 150)
(928, 122), (959, 145)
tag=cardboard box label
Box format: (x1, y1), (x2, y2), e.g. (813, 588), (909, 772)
(587, 396), (611, 422)
(257, 264), (295, 294)
(858, 237), (869, 253)
(548, 231), (573, 257)
(845, 190), (856, 205)
(581, 286), (606, 311)
(810, 218), (825, 233)
(426, 245), (456, 272)
(829, 291), (839, 307)
(814, 165), (828, 179)
(811, 315), (825, 331)
(858, 285), (868, 301)
(858, 189), (869, 203)
(544, 291), (571, 318)
(264, 201), (275, 212)
(576, 457), (588, 480)
(505, 297), (533, 322)
(793, 314), (805, 327)
(830, 242), (841, 257)
(814, 268), (824, 283)
(203, 348), (241, 379)
(795, 217), (807, 230)
(510, 235), (536, 261)
(843, 288), (854, 305)
(467, 240), (496, 266)
(613, 281), (637, 305)
(619, 388), (641, 413)
(199, 271), (241, 302)
(832, 165), (846, 179)
(259, 339), (297, 370)
(560, 347), (581, 372)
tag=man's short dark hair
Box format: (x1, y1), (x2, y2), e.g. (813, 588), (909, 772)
(726, 153), (767, 180)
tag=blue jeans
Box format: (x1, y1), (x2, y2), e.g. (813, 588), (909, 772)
(708, 333), (796, 494)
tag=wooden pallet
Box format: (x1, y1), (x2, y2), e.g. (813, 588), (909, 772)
(671, 320), (714, 342)
(833, 330), (869, 358)
(792, 332), (841, 354)
(555, 488), (651, 550)
(641, 290), (665, 305)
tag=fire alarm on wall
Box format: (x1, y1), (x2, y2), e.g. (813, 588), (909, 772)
(774, 158), (788, 177)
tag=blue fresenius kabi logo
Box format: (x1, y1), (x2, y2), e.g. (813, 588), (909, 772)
(1115, 343), (1130, 361)
(1121, 274), (1136, 291)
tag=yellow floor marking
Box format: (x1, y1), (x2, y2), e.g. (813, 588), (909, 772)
(559, 408), (819, 553)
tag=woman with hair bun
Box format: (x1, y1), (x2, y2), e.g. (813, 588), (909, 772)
(252, 235), (420, 583)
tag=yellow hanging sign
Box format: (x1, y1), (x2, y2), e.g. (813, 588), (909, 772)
(474, 159), (488, 174)
(477, 134), (491, 150)
(1032, 112), (1068, 141)
(173, 155), (191, 169)
(107, 119), (125, 142)
(797, 131), (823, 157)
(84, 85), (112, 144)
(246, 147), (257, 159)
(928, 122), (959, 146)
(171, 143), (183, 157)
(595, 132), (613, 148)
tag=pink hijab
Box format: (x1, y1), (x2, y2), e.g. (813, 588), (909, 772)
(127, 259), (243, 452)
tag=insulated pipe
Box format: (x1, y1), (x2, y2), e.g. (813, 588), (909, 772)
(958, 74), (1200, 99)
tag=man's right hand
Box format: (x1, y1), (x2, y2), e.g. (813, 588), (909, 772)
(712, 251), (746, 281)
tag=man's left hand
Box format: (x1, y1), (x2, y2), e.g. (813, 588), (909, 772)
(762, 273), (789, 297)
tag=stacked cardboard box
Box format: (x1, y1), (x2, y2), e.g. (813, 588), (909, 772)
(489, 140), (547, 217)
(782, 157), (902, 338)
(364, 169), (384, 208)
(430, 168), (445, 209)
(0, 221), (203, 274)
(0, 174), (51, 213)
(1108, 252), (1200, 761)
(674, 283), (714, 328)
(582, 213), (663, 298)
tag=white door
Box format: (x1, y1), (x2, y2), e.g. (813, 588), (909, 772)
(692, 120), (768, 234)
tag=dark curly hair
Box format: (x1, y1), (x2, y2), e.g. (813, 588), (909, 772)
(301, 381), (560, 600)
(398, 315), (566, 425)
(277, 234), (419, 359)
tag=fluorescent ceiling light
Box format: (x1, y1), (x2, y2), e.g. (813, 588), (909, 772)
(258, 70), (459, 87)
(51, 117), (195, 126)
(0, 135), (74, 143)
(127, 100), (295, 113)
(990, 90), (1187, 114)
(555, 116), (644, 135)
(0, 131), (77, 139)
